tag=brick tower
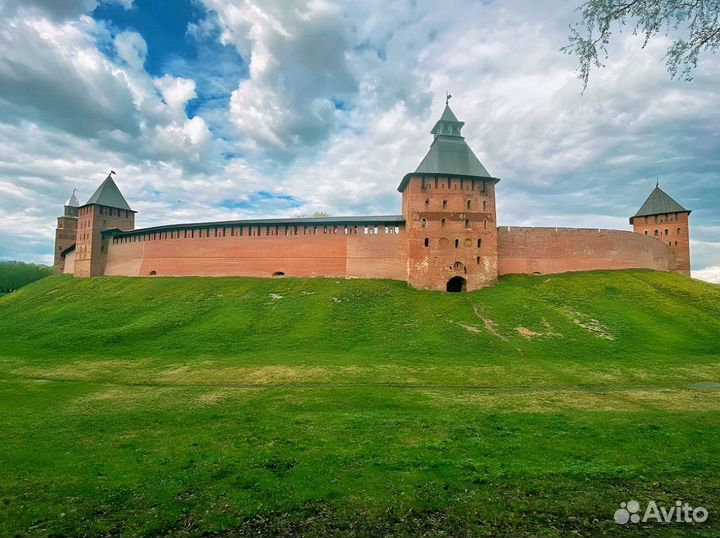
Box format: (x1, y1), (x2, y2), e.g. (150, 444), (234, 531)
(399, 99), (500, 291)
(53, 189), (80, 273)
(629, 184), (691, 275)
(74, 172), (135, 277)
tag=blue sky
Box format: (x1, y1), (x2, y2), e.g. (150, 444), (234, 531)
(0, 0), (718, 282)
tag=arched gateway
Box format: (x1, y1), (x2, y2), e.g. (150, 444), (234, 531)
(446, 276), (466, 293)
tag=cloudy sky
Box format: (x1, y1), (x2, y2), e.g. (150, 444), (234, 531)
(1, 0), (718, 281)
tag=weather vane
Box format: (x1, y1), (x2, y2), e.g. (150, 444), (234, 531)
(446, 92), (452, 105)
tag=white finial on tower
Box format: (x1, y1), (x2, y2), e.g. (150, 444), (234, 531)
(66, 188), (79, 207)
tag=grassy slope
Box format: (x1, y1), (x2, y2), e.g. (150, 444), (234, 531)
(0, 270), (718, 537)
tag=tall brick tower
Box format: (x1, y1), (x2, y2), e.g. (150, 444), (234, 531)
(629, 184), (691, 275)
(75, 172), (135, 277)
(399, 99), (500, 291)
(53, 189), (80, 273)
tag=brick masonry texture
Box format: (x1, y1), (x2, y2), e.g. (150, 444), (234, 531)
(497, 227), (676, 276)
(104, 231), (407, 281)
(631, 212), (690, 275)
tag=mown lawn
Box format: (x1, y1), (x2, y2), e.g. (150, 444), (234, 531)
(0, 271), (718, 536)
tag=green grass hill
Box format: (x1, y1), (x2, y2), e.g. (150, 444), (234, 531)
(0, 270), (718, 536)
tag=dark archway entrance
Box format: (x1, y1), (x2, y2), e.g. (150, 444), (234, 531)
(446, 276), (466, 293)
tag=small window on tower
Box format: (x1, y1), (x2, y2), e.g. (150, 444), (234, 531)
(442, 200), (447, 209)
(477, 238), (482, 248)
(425, 199), (430, 210)
(454, 239), (459, 248)
(421, 218), (427, 228)
(464, 219), (470, 229)
(677, 228), (681, 234)
(664, 229), (669, 235)
(654, 230), (659, 236)
(424, 238), (429, 247)
(466, 200), (471, 210)
(441, 218), (446, 228)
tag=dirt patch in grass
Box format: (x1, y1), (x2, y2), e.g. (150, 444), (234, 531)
(448, 320), (481, 333)
(515, 320), (563, 339)
(559, 307), (614, 340)
(71, 385), (180, 411)
(471, 306), (507, 340)
(515, 327), (540, 339)
(419, 387), (720, 413)
(197, 389), (238, 406)
(11, 359), (152, 382)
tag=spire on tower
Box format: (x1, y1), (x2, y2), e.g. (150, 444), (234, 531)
(65, 188), (79, 208)
(397, 98), (496, 192)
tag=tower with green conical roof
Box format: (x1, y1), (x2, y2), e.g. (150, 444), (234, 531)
(399, 99), (500, 291)
(630, 184), (691, 275)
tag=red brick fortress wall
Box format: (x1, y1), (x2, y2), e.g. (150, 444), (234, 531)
(497, 227), (675, 276)
(104, 224), (407, 280)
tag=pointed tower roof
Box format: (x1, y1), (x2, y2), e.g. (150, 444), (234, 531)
(436, 102), (459, 123)
(65, 188), (79, 207)
(398, 100), (498, 192)
(83, 173), (134, 211)
(630, 185), (689, 223)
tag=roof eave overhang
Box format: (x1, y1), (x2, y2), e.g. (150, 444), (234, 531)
(79, 202), (137, 213)
(397, 172), (501, 193)
(629, 209), (691, 224)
